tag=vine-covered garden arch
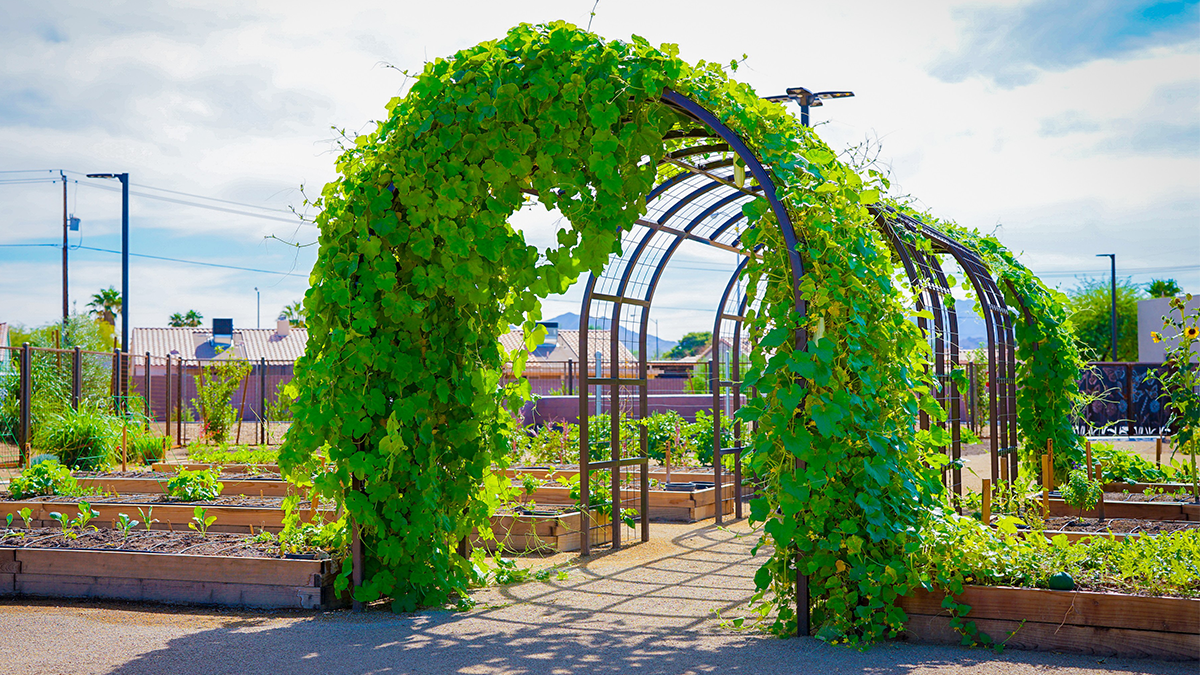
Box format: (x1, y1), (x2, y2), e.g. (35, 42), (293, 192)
(282, 21), (1084, 641)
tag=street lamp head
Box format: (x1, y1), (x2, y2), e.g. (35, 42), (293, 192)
(86, 173), (117, 179)
(1096, 253), (1114, 257)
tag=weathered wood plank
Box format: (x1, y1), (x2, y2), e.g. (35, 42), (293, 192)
(900, 585), (1199, 635)
(15, 549), (323, 587)
(1048, 498), (1185, 521)
(12, 573), (318, 609)
(903, 613), (1199, 661)
(77, 476), (300, 498)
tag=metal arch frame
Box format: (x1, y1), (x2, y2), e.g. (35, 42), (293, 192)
(576, 88), (812, 633)
(711, 255), (756, 524)
(875, 214), (963, 496)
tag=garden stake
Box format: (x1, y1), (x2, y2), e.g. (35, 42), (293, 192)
(122, 418), (128, 472)
(1041, 454), (1050, 518)
(1156, 436), (1162, 467)
(1097, 489), (1105, 522)
(1046, 439), (1054, 489)
(981, 478), (991, 525)
(1085, 440), (1093, 480)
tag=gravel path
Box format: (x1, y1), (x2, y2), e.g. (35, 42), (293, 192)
(1, 519), (1193, 675)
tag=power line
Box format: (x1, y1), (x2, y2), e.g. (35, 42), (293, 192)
(77, 180), (313, 225)
(0, 242), (303, 276)
(62, 169), (300, 214)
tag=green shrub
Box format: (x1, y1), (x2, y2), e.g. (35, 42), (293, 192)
(166, 467), (224, 501)
(31, 401), (120, 469)
(128, 432), (168, 465)
(1060, 469), (1103, 516)
(8, 459), (83, 499)
(191, 358), (252, 443)
(1092, 442), (1169, 484)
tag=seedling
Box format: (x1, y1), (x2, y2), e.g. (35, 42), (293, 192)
(4, 513), (11, 528)
(115, 513), (139, 541)
(137, 506), (158, 531)
(49, 512), (74, 538)
(18, 507), (32, 528)
(70, 502), (100, 531)
(188, 507), (217, 536)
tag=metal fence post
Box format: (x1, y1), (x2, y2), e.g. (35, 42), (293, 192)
(165, 355), (172, 440)
(71, 346), (82, 410)
(18, 343), (31, 465)
(144, 352), (152, 423)
(259, 357), (267, 445)
(567, 359), (574, 396)
(176, 361), (184, 446)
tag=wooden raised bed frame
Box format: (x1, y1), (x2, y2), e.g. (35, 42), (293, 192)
(901, 585), (1199, 660)
(78, 475), (301, 498)
(0, 547), (343, 609)
(1048, 497), (1200, 521)
(0, 500), (333, 534)
(515, 483), (734, 522)
(473, 510), (611, 553)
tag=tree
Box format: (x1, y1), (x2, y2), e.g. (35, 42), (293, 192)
(86, 287), (121, 327)
(281, 300), (306, 328)
(1147, 278), (1182, 298)
(168, 310), (204, 327)
(663, 331), (712, 360)
(1065, 276), (1143, 361)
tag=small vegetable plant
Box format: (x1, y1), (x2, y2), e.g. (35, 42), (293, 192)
(166, 467), (224, 501)
(1060, 469), (1103, 519)
(116, 513), (139, 541)
(70, 502), (100, 531)
(49, 512), (72, 538)
(18, 507), (32, 528)
(188, 507), (217, 536)
(137, 506), (158, 531)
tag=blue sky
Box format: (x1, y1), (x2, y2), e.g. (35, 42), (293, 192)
(1, 0), (1197, 340)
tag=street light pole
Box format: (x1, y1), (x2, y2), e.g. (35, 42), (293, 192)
(86, 173), (130, 353)
(255, 287), (260, 328)
(765, 87), (855, 127)
(61, 171), (68, 332)
(1096, 253), (1117, 361)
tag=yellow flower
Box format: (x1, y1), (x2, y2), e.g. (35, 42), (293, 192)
(1151, 332), (1162, 343)
(1187, 326), (1199, 340)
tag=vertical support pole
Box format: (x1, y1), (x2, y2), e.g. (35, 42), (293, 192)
(1041, 454), (1050, 518)
(796, 552), (809, 637)
(176, 361), (184, 446)
(1156, 436), (1162, 468)
(71, 346), (81, 410)
(981, 478), (991, 526)
(567, 359), (574, 397)
(713, 341), (723, 526)
(144, 352), (151, 424)
(640, 440), (649, 543)
(18, 343), (31, 466)
(259, 357), (267, 446)
(1047, 439), (1054, 490)
(351, 478), (363, 612)
(608, 350), (619, 551)
(999, 456), (1009, 514)
(1085, 440), (1094, 481)
(165, 355), (172, 443)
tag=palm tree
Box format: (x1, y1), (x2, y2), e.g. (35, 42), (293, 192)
(168, 310), (204, 327)
(1147, 279), (1182, 299)
(87, 287), (122, 326)
(281, 300), (306, 328)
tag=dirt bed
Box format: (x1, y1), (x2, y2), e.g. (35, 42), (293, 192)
(0, 526), (325, 558)
(1043, 516), (1200, 534)
(73, 470), (283, 481)
(1, 493), (294, 508)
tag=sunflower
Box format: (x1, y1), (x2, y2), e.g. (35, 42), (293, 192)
(1151, 332), (1163, 343)
(1186, 325), (1199, 340)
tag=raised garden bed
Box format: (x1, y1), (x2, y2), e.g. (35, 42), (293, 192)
(152, 462), (282, 475)
(1, 530), (342, 609)
(1048, 494), (1200, 521)
(472, 506), (610, 553)
(900, 584), (1199, 660)
(1040, 516), (1200, 540)
(513, 482), (734, 522)
(0, 495), (333, 534)
(75, 471), (300, 498)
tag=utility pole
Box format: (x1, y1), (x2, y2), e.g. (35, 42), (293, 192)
(1096, 254), (1117, 360)
(61, 171), (68, 331)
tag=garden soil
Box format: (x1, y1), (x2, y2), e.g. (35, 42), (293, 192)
(1, 519), (1193, 675)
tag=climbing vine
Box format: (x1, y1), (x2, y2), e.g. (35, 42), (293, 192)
(281, 21), (1075, 643)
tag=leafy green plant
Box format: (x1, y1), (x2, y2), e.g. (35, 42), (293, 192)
(166, 467), (224, 501)
(115, 513), (139, 540)
(48, 511), (72, 538)
(5, 513), (11, 528)
(188, 507), (216, 536)
(70, 502), (100, 531)
(18, 507), (32, 529)
(187, 443), (278, 465)
(264, 381), (297, 423)
(1149, 294), (1200, 500)
(191, 358), (252, 443)
(31, 400), (120, 470)
(137, 506), (157, 531)
(1060, 469), (1103, 518)
(7, 459), (84, 499)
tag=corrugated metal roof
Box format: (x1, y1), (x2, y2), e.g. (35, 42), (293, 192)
(131, 326), (308, 362)
(499, 328), (635, 363)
